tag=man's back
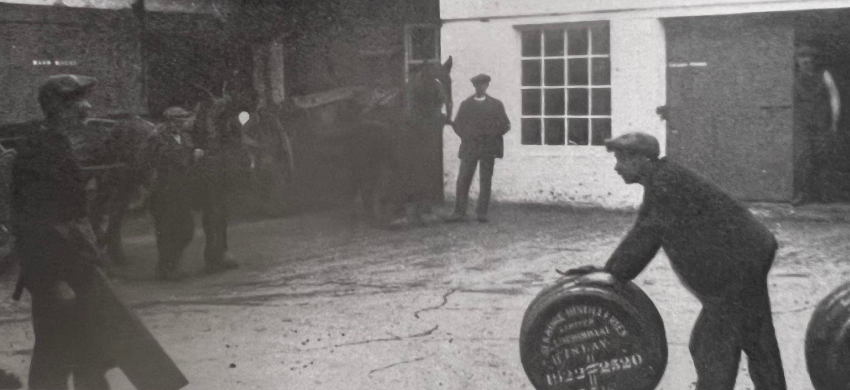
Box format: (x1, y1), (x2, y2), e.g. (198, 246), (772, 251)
(643, 158), (777, 299)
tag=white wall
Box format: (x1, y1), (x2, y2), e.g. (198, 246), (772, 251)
(442, 0), (850, 20)
(442, 15), (666, 209)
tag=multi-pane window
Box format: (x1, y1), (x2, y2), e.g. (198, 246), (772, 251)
(520, 23), (611, 146)
(405, 24), (440, 83)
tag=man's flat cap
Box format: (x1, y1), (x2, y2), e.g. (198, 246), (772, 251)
(604, 132), (660, 159)
(38, 74), (97, 101)
(163, 106), (193, 119)
(471, 74), (491, 85)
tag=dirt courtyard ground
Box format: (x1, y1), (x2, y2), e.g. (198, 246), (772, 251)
(1, 202), (849, 390)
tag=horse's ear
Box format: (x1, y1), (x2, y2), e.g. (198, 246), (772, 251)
(443, 56), (453, 72)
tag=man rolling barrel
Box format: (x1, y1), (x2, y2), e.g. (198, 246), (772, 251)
(565, 132), (786, 390)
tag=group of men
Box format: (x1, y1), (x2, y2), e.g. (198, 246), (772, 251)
(0, 50), (819, 389)
(445, 72), (788, 390)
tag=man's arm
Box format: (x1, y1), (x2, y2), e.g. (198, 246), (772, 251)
(604, 201), (663, 281)
(452, 100), (471, 139)
(135, 133), (160, 185)
(495, 100), (511, 136)
(824, 70), (841, 132)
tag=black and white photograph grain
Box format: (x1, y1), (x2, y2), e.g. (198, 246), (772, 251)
(2, 0), (850, 389)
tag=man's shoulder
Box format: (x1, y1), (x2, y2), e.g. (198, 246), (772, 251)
(486, 95), (504, 105)
(20, 126), (58, 149)
(461, 95), (505, 106)
(650, 158), (743, 205)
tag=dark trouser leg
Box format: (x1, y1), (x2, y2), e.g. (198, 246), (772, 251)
(742, 285), (787, 390)
(151, 203), (172, 275)
(810, 150), (827, 202)
(152, 195), (194, 274)
(476, 157), (495, 218)
(72, 368), (110, 390)
(104, 176), (135, 264)
(201, 175), (228, 265)
(28, 297), (74, 390)
(453, 158), (478, 216)
(28, 360), (70, 390)
(689, 305), (742, 390)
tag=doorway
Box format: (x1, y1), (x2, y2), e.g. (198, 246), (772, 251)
(795, 9), (850, 203)
(664, 8), (850, 204)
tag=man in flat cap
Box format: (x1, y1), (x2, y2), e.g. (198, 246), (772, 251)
(793, 43), (841, 205)
(138, 106), (202, 281)
(445, 73), (510, 223)
(188, 93), (241, 274)
(563, 132), (786, 390)
(11, 75), (188, 390)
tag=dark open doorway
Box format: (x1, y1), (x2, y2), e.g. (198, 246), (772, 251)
(795, 9), (850, 203)
(663, 8), (850, 204)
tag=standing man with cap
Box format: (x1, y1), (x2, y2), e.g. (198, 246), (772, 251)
(793, 43), (841, 205)
(138, 106), (202, 281)
(11, 74), (188, 390)
(445, 73), (510, 223)
(563, 132), (786, 390)
(190, 92), (240, 274)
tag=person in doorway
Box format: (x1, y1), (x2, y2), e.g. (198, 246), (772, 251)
(563, 132), (787, 390)
(11, 74), (188, 390)
(445, 73), (510, 223)
(793, 43), (841, 205)
(138, 106), (202, 281)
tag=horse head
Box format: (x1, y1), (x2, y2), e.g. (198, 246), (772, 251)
(193, 82), (235, 149)
(408, 56), (453, 123)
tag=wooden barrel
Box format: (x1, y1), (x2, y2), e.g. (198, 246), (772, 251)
(520, 271), (667, 390)
(805, 281), (850, 390)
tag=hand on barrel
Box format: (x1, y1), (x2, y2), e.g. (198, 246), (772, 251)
(555, 265), (601, 277)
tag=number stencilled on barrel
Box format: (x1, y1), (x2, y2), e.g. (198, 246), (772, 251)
(546, 354), (643, 389)
(545, 354), (644, 386)
(534, 304), (650, 389)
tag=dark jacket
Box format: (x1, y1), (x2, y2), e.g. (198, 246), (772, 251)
(604, 158), (777, 303)
(12, 126), (88, 228)
(452, 95), (510, 159)
(11, 126), (98, 294)
(138, 126), (197, 197)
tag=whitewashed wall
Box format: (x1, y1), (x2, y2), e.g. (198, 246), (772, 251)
(442, 0), (850, 20)
(442, 16), (666, 209)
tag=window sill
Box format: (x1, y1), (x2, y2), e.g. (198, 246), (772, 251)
(510, 144), (612, 158)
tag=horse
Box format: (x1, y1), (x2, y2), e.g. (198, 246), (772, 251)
(83, 116), (158, 264)
(351, 56), (453, 226)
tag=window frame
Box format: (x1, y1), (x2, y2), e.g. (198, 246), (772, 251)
(404, 23), (441, 84)
(519, 21), (612, 147)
